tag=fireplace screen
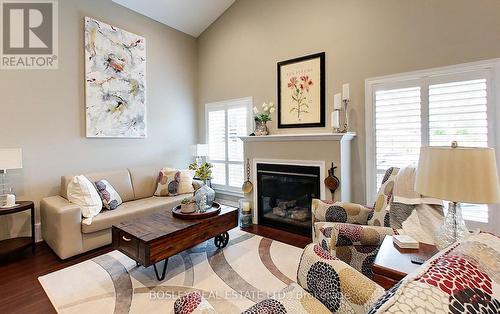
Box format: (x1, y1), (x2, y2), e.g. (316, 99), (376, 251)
(257, 163), (320, 236)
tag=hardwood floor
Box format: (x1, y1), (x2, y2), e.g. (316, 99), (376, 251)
(0, 225), (311, 314)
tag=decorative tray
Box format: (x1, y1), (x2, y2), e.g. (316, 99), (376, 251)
(172, 202), (221, 220)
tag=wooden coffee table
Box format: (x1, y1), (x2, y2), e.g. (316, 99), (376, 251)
(112, 205), (238, 280)
(372, 235), (438, 290)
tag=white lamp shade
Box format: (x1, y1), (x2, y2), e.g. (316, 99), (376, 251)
(0, 148), (22, 170)
(191, 144), (209, 157)
(415, 146), (500, 204)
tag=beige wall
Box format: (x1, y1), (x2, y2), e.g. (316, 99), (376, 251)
(0, 0), (198, 239)
(197, 0), (500, 205)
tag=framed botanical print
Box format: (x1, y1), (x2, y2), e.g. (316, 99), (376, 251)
(277, 52), (325, 128)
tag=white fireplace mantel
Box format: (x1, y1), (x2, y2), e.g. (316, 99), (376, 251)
(239, 132), (356, 142)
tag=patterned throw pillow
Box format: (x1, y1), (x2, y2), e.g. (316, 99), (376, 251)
(176, 169), (195, 195)
(95, 180), (122, 210)
(154, 168), (180, 196)
(368, 167), (399, 227)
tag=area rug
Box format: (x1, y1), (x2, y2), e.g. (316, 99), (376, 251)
(38, 229), (303, 313)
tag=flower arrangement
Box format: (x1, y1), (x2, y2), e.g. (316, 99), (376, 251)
(253, 102), (275, 122)
(188, 162), (213, 182)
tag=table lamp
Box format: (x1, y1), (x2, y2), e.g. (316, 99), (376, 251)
(191, 144), (209, 167)
(0, 148), (23, 207)
(415, 142), (500, 249)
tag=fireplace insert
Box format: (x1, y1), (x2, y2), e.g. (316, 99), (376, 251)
(256, 163), (320, 236)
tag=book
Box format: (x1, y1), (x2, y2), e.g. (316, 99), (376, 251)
(393, 235), (419, 249)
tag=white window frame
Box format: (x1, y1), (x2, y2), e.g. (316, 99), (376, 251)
(365, 58), (500, 232)
(205, 97), (253, 195)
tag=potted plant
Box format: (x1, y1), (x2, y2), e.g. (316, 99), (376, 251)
(189, 162), (216, 208)
(253, 102), (275, 136)
(180, 197), (197, 213)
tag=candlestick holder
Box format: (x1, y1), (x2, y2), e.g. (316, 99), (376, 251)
(341, 99), (350, 133)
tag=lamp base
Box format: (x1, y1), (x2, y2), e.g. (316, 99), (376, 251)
(436, 202), (469, 250)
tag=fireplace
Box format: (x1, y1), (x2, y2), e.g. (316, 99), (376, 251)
(256, 163), (321, 236)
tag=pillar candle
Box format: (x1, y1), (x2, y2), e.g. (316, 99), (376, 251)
(333, 93), (342, 110)
(331, 111), (340, 129)
(342, 83), (350, 100)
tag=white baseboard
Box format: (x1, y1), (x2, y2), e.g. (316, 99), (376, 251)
(35, 222), (43, 242)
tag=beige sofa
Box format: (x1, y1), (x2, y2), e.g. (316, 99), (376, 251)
(41, 166), (193, 259)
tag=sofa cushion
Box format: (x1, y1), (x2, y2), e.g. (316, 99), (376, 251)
(128, 165), (162, 200)
(61, 169), (135, 202)
(368, 232), (500, 313)
(81, 195), (186, 233)
(95, 179), (123, 210)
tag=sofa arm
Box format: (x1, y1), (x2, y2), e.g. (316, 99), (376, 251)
(312, 199), (372, 225)
(297, 243), (385, 314)
(40, 196), (84, 259)
(174, 291), (217, 314)
(330, 223), (395, 247)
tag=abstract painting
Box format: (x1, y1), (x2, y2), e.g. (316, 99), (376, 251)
(85, 17), (146, 138)
(277, 52), (325, 128)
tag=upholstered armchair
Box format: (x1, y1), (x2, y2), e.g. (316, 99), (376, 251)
(175, 232), (499, 314)
(311, 167), (400, 278)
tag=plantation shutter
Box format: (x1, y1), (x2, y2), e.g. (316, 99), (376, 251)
(206, 98), (251, 191)
(375, 87), (422, 189)
(429, 78), (489, 222)
(208, 110), (226, 185)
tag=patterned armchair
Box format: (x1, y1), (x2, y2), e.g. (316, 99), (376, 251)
(174, 233), (500, 314)
(312, 167), (400, 278)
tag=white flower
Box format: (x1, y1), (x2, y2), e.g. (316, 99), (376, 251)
(262, 103), (268, 109)
(253, 106), (259, 114)
(269, 107), (275, 113)
(268, 102), (274, 108)
(263, 106), (269, 112)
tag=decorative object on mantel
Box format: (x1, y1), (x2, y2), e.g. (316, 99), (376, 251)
(277, 52), (325, 128)
(239, 199), (252, 228)
(415, 141), (500, 249)
(324, 162), (340, 196)
(241, 159), (254, 193)
(85, 17), (147, 138)
(341, 83), (351, 133)
(253, 102), (274, 136)
(331, 93), (342, 133)
(0, 148), (22, 208)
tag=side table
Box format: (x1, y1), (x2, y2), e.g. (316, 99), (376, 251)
(372, 235), (438, 290)
(0, 201), (35, 259)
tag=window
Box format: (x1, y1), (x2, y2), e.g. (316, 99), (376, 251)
(205, 97), (252, 193)
(366, 60), (499, 225)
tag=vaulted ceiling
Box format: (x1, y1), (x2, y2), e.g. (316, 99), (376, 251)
(112, 0), (236, 37)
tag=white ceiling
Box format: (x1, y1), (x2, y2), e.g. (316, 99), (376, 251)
(112, 0), (236, 37)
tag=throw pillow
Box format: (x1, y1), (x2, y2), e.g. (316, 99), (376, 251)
(177, 169), (195, 195)
(95, 180), (122, 210)
(67, 175), (102, 221)
(154, 168), (180, 196)
(368, 167), (399, 227)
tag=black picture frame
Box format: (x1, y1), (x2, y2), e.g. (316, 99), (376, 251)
(277, 52), (325, 129)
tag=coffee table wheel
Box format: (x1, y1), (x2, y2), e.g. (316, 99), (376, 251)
(136, 261), (141, 267)
(214, 232), (229, 249)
